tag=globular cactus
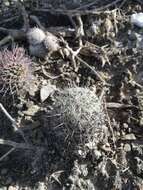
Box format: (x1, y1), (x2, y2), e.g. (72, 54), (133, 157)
(0, 46), (34, 98)
(45, 87), (107, 158)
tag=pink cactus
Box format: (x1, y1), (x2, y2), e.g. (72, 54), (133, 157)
(0, 46), (34, 96)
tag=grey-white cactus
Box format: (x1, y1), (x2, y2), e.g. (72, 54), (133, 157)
(45, 87), (107, 157)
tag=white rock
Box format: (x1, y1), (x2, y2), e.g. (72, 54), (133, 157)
(131, 13), (143, 28)
(40, 84), (56, 102)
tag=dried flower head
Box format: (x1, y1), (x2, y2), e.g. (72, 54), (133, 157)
(27, 27), (46, 45)
(27, 28), (60, 58)
(0, 46), (34, 97)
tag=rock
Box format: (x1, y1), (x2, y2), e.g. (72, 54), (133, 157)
(40, 84), (56, 102)
(131, 13), (143, 28)
(122, 133), (136, 140)
(124, 144), (131, 152)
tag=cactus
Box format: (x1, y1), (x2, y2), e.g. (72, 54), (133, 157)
(45, 87), (107, 158)
(0, 46), (34, 98)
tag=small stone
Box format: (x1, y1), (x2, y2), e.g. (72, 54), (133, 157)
(122, 133), (136, 140)
(123, 123), (129, 129)
(124, 144), (131, 152)
(40, 84), (56, 102)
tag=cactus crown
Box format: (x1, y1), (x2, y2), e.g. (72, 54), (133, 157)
(45, 87), (107, 157)
(0, 46), (34, 97)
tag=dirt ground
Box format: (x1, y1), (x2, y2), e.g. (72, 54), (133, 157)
(0, 0), (143, 189)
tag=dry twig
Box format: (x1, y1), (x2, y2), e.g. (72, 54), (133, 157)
(76, 56), (106, 84)
(33, 0), (123, 16)
(0, 2), (29, 46)
(76, 1), (100, 10)
(41, 65), (61, 79)
(0, 139), (38, 150)
(100, 90), (116, 150)
(0, 103), (27, 142)
(0, 16), (19, 25)
(60, 37), (106, 84)
(0, 147), (15, 162)
(30, 15), (46, 31)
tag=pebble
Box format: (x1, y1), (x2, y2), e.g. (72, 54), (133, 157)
(124, 144), (131, 152)
(122, 133), (136, 140)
